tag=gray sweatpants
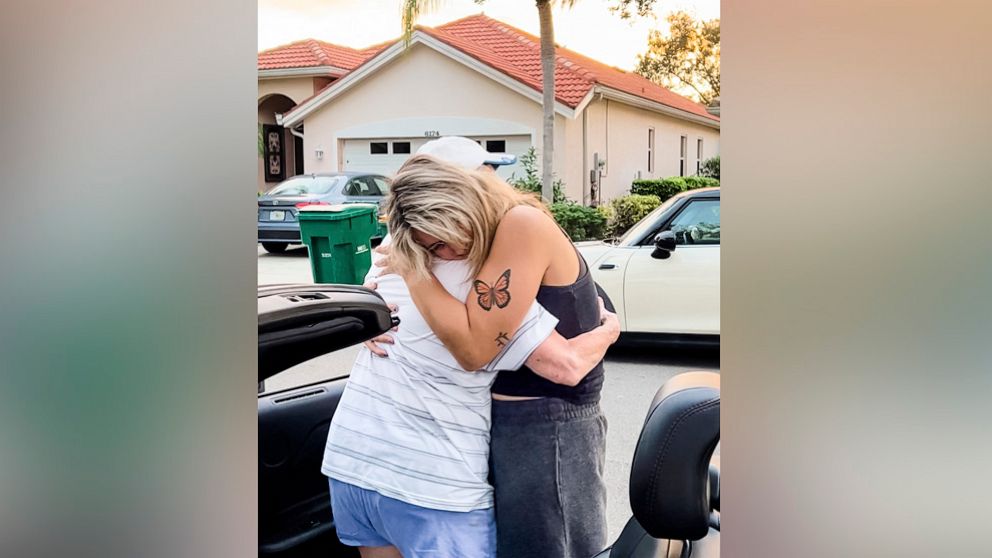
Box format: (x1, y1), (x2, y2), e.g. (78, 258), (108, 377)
(489, 398), (608, 558)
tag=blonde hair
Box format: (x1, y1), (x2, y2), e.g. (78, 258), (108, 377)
(384, 154), (547, 280)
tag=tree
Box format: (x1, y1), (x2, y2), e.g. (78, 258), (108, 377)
(635, 11), (720, 105)
(507, 147), (566, 203)
(402, 0), (657, 204)
(610, 0), (659, 19)
(699, 155), (719, 179)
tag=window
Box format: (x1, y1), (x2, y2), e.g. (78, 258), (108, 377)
(668, 199), (720, 245)
(696, 138), (703, 174)
(392, 141), (411, 154)
(365, 177), (384, 196)
(647, 128), (655, 173)
(486, 140), (506, 152)
(370, 142), (388, 155)
(345, 178), (378, 196)
(679, 135), (688, 177)
(372, 177), (390, 194)
(268, 176), (345, 196)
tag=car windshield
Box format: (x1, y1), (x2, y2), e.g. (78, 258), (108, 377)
(616, 194), (685, 246)
(268, 176), (345, 197)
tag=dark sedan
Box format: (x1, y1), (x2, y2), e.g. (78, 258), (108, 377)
(258, 172), (390, 253)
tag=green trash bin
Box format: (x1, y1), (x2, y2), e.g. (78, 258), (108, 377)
(298, 204), (378, 284)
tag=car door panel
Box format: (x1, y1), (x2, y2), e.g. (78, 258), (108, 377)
(258, 284), (394, 382)
(624, 245), (720, 334)
(588, 248), (637, 330)
(259, 378), (358, 557)
(258, 284), (392, 557)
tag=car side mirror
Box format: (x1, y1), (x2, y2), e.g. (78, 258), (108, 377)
(651, 231), (677, 260)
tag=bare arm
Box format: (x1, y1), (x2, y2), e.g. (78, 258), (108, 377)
(403, 206), (555, 370)
(524, 297), (620, 386)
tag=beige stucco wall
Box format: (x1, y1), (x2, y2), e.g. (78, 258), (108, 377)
(581, 98), (720, 203)
(561, 111), (587, 203)
(290, 44), (719, 203)
(301, 44), (547, 175)
(258, 77), (317, 105)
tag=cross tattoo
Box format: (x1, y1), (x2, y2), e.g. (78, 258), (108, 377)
(495, 332), (510, 348)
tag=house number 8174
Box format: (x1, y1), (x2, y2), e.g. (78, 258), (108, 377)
(424, 130), (440, 137)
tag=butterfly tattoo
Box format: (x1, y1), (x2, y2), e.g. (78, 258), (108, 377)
(473, 269), (511, 311)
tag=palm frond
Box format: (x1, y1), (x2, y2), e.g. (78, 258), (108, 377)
(400, 0), (443, 46)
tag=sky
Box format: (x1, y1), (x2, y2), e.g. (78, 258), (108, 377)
(258, 0), (720, 71)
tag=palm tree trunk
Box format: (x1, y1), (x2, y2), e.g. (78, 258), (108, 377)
(537, 0), (555, 204)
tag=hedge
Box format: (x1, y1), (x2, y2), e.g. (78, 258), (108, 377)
(684, 176), (720, 189)
(631, 176), (719, 201)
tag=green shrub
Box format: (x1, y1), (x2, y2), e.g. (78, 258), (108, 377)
(607, 194), (662, 237)
(631, 175), (719, 201)
(631, 177), (688, 201)
(699, 155), (720, 179)
(595, 204), (614, 225)
(508, 147), (567, 203)
(684, 176), (720, 190)
(550, 202), (607, 241)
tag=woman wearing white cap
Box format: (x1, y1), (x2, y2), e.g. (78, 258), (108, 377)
(378, 140), (612, 558)
(320, 136), (618, 558)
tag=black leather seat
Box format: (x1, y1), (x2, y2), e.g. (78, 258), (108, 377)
(594, 371), (720, 558)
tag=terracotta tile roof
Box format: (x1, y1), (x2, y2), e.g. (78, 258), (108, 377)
(271, 14), (716, 123)
(258, 39), (378, 71)
(430, 15), (717, 121)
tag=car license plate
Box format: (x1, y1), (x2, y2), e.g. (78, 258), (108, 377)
(269, 210), (285, 221)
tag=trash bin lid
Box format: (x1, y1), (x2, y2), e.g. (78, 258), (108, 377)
(298, 203), (376, 220)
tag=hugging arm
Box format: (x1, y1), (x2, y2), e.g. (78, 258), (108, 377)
(524, 297), (619, 386)
(404, 206), (553, 370)
(484, 297), (618, 385)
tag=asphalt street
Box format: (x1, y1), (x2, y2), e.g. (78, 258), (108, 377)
(258, 244), (719, 542)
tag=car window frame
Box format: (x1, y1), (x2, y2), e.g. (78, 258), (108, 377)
(665, 198), (721, 246)
(619, 194), (686, 246)
(371, 176), (390, 195)
(267, 175), (348, 197)
(634, 195), (721, 247)
(360, 176), (383, 196)
(344, 178), (373, 197)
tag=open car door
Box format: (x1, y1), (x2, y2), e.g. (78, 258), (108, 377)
(258, 284), (394, 557)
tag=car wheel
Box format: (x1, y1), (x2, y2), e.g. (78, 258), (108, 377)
(261, 242), (289, 253)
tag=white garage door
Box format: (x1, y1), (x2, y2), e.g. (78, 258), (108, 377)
(342, 135), (531, 180)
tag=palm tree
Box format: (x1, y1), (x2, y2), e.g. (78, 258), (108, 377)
(401, 1), (656, 204)
(532, 0), (573, 204)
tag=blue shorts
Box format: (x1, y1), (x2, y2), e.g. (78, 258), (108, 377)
(328, 478), (496, 557)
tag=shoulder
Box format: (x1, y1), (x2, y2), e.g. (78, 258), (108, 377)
(497, 205), (557, 237)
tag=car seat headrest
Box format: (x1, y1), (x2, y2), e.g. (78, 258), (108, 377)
(629, 371), (720, 541)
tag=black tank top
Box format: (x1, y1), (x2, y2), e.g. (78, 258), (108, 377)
(491, 250), (605, 404)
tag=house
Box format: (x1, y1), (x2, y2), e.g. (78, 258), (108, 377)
(257, 14), (719, 203)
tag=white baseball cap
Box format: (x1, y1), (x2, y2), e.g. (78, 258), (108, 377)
(416, 136), (517, 170)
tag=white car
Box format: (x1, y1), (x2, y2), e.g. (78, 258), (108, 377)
(578, 187), (720, 344)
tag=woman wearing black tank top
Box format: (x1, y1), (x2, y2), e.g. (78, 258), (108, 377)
(382, 154), (616, 558)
